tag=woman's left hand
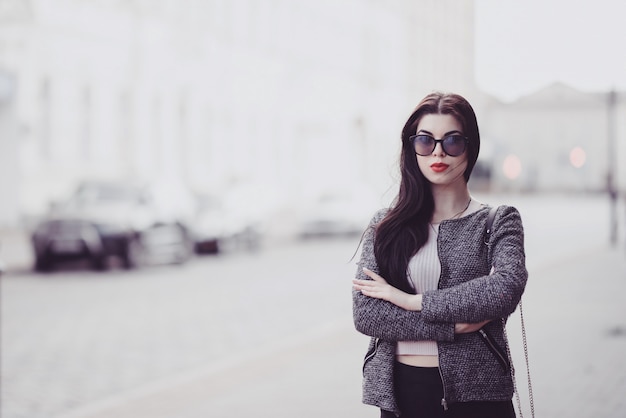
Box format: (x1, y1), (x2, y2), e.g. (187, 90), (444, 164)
(353, 268), (423, 311)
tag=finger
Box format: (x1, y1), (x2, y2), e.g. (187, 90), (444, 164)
(362, 267), (385, 283)
(358, 287), (384, 299)
(352, 282), (367, 291)
(360, 289), (378, 298)
(353, 283), (380, 294)
(353, 278), (379, 290)
(352, 280), (371, 291)
(352, 279), (373, 287)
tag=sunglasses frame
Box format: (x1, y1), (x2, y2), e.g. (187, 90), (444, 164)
(410, 134), (469, 157)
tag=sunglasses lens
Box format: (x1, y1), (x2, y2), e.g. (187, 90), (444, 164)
(442, 135), (467, 156)
(413, 135), (435, 156)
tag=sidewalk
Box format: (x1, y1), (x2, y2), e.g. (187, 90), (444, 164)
(54, 244), (626, 418)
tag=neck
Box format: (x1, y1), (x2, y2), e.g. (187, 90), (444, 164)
(431, 184), (471, 223)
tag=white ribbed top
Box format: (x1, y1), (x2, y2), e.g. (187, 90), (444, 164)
(396, 224), (441, 356)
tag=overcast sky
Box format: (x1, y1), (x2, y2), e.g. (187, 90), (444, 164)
(474, 0), (626, 101)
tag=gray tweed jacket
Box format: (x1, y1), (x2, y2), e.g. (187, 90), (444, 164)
(353, 205), (527, 414)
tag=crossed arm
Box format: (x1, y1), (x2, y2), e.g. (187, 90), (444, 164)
(352, 207), (527, 341)
(353, 267), (489, 334)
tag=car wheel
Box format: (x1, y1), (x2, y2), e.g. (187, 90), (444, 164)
(122, 236), (144, 269)
(91, 253), (107, 271)
(35, 254), (53, 272)
(195, 240), (219, 254)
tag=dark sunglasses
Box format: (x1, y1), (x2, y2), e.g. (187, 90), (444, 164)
(410, 134), (468, 157)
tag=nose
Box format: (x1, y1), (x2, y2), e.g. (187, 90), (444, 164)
(432, 141), (446, 157)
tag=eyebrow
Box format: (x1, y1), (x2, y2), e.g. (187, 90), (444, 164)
(417, 129), (464, 137)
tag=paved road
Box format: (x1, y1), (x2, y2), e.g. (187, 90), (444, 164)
(1, 193), (625, 418)
(1, 234), (361, 418)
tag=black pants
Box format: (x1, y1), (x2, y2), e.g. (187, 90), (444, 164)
(380, 361), (516, 418)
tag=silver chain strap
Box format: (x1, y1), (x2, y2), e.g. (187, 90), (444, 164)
(487, 206), (535, 418)
(503, 300), (535, 418)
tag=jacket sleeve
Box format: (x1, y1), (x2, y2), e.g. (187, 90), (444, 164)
(421, 206), (528, 323)
(352, 210), (455, 342)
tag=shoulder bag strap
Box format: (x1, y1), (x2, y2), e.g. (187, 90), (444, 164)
(484, 205), (499, 245)
(484, 205), (535, 418)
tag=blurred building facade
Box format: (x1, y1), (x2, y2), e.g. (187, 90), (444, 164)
(480, 83), (626, 193)
(0, 0), (478, 226)
(0, 69), (19, 225)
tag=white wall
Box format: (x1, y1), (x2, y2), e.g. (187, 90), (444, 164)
(0, 72), (19, 226)
(0, 0), (478, 220)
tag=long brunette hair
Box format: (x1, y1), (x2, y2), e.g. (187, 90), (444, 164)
(373, 92), (480, 293)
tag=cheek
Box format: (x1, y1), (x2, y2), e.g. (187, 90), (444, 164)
(449, 157), (468, 173)
(445, 159), (469, 180)
(416, 156), (429, 173)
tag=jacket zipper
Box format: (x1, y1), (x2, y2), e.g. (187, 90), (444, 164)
(438, 366), (448, 411)
(434, 229), (448, 411)
(362, 338), (379, 372)
(478, 329), (510, 371)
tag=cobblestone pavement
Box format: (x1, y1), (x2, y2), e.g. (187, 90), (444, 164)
(2, 194), (625, 418)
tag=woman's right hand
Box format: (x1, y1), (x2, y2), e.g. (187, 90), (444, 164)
(454, 320), (491, 334)
(353, 267), (424, 311)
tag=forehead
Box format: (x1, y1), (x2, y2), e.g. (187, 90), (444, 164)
(416, 113), (463, 135)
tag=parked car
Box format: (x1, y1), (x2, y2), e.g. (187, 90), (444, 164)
(190, 193), (263, 254)
(31, 180), (192, 272)
(189, 194), (222, 253)
(297, 188), (379, 239)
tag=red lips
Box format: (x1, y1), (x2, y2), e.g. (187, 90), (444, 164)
(430, 163), (449, 173)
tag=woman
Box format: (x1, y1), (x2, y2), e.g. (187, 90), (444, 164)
(352, 92), (527, 418)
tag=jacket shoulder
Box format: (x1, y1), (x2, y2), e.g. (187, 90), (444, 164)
(370, 208), (389, 224)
